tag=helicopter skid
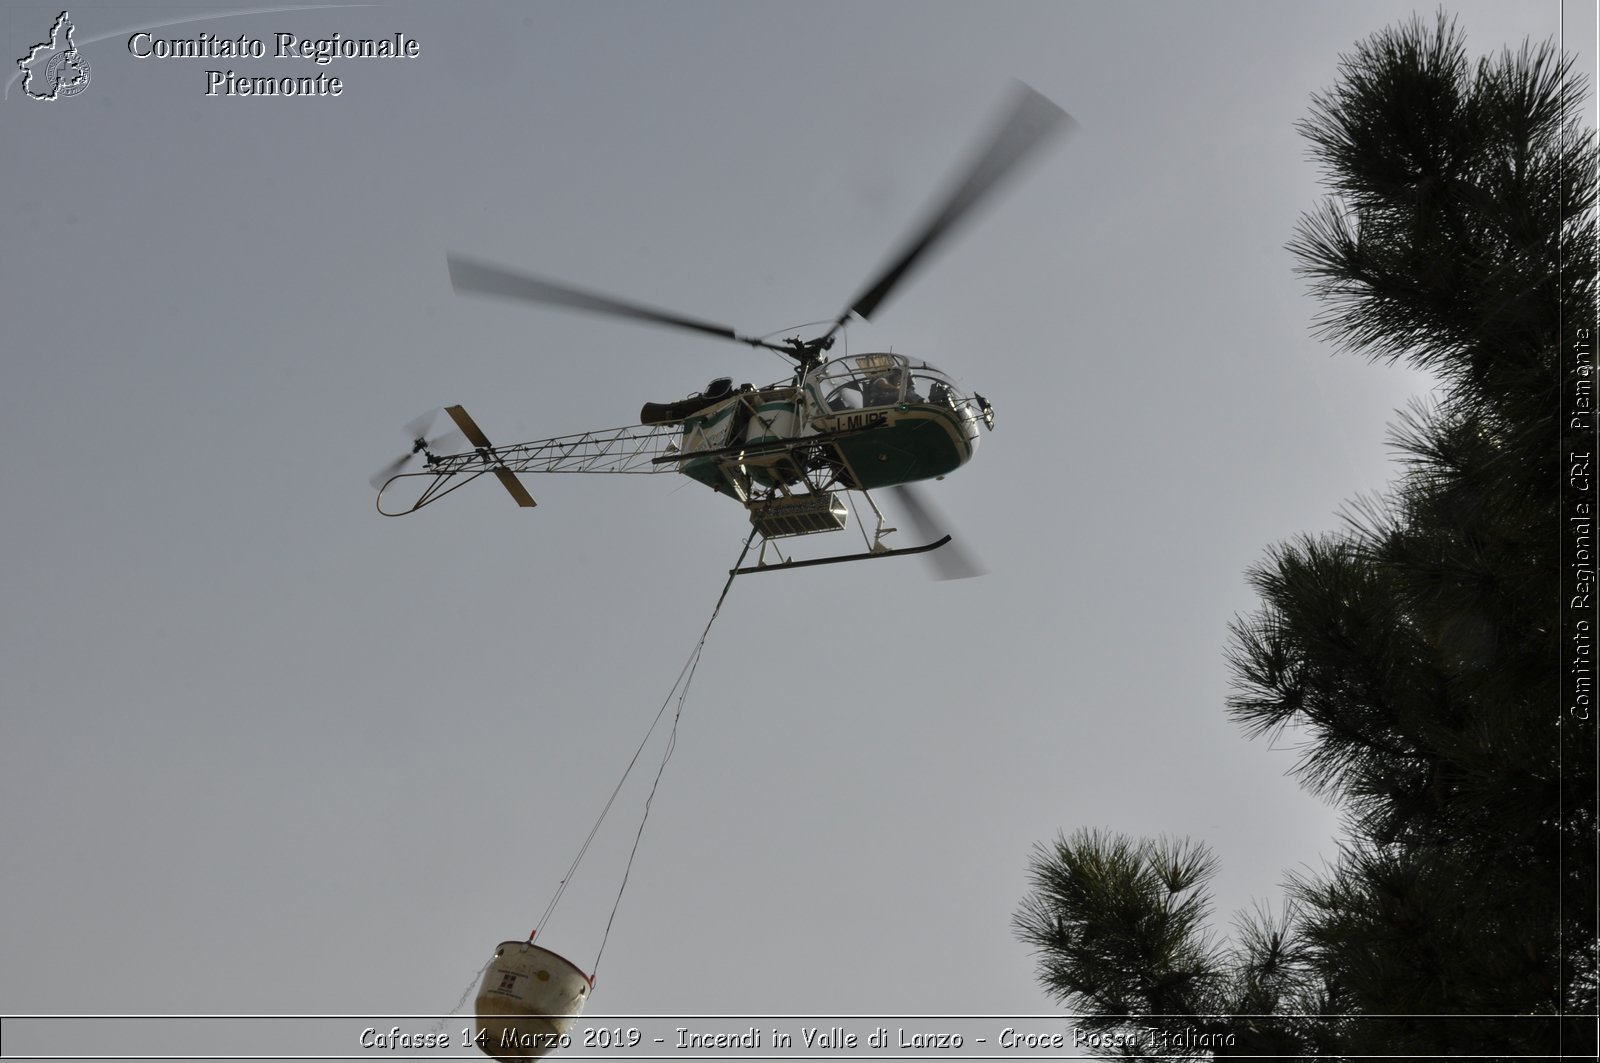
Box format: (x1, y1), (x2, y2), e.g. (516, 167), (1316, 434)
(731, 534), (953, 576)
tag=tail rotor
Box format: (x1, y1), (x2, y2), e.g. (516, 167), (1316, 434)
(369, 409), (467, 489)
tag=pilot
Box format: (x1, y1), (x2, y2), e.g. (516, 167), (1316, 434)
(865, 367), (922, 406)
(865, 368), (905, 407)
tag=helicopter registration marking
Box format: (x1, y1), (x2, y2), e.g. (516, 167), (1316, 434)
(821, 410), (888, 432)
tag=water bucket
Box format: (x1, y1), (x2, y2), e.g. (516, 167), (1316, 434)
(473, 940), (591, 1060)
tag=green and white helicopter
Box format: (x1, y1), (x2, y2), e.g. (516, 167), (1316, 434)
(373, 85), (1071, 577)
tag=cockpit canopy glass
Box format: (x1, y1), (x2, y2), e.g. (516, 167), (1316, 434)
(811, 353), (971, 413)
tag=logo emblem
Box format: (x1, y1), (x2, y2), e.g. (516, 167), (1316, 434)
(17, 11), (91, 100)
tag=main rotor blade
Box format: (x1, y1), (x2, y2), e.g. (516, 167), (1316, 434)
(888, 483), (985, 581)
(448, 254), (784, 351)
(836, 83), (1073, 331)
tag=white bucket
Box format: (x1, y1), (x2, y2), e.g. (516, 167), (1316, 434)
(473, 940), (591, 1060)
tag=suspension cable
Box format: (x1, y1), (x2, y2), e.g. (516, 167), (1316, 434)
(531, 530), (759, 964)
(589, 529), (757, 978)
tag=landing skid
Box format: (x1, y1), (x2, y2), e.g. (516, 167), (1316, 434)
(734, 487), (954, 575)
(731, 534), (954, 576)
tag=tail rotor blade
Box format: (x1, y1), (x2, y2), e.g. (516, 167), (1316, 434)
(370, 409), (469, 490)
(369, 453), (414, 490)
(428, 428), (468, 456)
(404, 408), (441, 443)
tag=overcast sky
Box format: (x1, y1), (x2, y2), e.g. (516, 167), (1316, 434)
(3, 1), (1594, 1058)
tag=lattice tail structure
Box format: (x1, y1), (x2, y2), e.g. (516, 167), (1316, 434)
(374, 409), (683, 516)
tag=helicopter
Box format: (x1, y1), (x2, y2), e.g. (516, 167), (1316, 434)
(373, 83), (1072, 577)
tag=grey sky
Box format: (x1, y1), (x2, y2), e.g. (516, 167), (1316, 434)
(3, 0), (1592, 1053)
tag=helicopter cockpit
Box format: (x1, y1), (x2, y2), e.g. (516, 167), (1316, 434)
(808, 353), (973, 416)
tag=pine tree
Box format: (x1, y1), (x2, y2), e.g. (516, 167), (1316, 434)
(1016, 15), (1595, 1059)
